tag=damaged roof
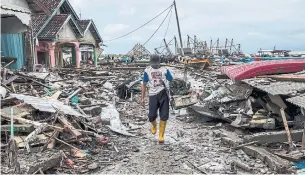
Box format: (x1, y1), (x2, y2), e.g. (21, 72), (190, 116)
(10, 93), (83, 117)
(38, 14), (70, 39)
(38, 0), (63, 14)
(89, 21), (103, 43)
(242, 78), (305, 96)
(286, 93), (305, 109)
(31, 14), (48, 36)
(30, 0), (102, 42)
(77, 20), (91, 32)
(77, 19), (103, 44)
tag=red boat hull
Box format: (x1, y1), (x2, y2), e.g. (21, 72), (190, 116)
(220, 60), (305, 81)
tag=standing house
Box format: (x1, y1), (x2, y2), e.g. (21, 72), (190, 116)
(32, 0), (102, 68)
(78, 20), (102, 65)
(1, 0), (32, 69)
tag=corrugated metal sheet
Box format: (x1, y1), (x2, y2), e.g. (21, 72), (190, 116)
(286, 94), (305, 108)
(242, 78), (305, 95)
(220, 84), (253, 103)
(1, 34), (25, 69)
(10, 94), (83, 117)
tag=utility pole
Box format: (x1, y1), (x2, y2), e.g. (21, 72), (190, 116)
(174, 36), (177, 55)
(173, 0), (184, 56)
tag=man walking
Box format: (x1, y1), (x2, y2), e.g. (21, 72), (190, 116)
(141, 54), (174, 143)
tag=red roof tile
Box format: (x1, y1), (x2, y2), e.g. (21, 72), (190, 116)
(38, 14), (70, 38)
(31, 14), (48, 36)
(77, 20), (91, 32)
(38, 0), (62, 14)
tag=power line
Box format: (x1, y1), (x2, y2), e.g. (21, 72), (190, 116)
(142, 5), (173, 47)
(103, 3), (173, 43)
(160, 8), (173, 47)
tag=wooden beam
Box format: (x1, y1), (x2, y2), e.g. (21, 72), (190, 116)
(57, 115), (82, 138)
(280, 108), (293, 149)
(302, 123), (305, 150)
(1, 115), (64, 132)
(2, 75), (19, 85)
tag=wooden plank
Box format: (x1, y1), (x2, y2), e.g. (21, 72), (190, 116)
(242, 146), (292, 173)
(273, 152), (305, 162)
(46, 124), (61, 150)
(57, 115), (82, 139)
(302, 123), (305, 150)
(2, 75), (19, 85)
(24, 123), (48, 152)
(280, 108), (293, 149)
(14, 134), (49, 148)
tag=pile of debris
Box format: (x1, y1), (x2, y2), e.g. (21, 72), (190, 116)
(0, 67), (142, 174)
(186, 61), (305, 173)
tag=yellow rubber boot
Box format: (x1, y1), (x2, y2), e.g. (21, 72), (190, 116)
(151, 120), (157, 135)
(159, 120), (167, 143)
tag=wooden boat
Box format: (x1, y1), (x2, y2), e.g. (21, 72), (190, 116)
(220, 59), (305, 81)
(182, 57), (211, 69)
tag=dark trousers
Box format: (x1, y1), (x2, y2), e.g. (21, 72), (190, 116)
(148, 90), (169, 122)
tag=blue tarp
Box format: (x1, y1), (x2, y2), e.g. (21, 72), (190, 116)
(1, 34), (25, 69)
(121, 57), (131, 62)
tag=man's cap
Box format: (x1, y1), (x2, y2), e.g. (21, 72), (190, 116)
(150, 54), (161, 65)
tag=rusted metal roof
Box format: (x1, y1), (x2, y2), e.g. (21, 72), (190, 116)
(38, 14), (70, 38)
(286, 93), (305, 108)
(242, 78), (305, 96)
(10, 94), (83, 117)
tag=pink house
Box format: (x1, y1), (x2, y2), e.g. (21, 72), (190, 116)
(31, 0), (102, 68)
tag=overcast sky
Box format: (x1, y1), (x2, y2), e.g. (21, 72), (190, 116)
(70, 0), (305, 54)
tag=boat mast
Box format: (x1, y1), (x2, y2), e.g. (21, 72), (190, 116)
(173, 0), (184, 56)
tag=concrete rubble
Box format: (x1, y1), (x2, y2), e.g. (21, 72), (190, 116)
(1, 60), (305, 174)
